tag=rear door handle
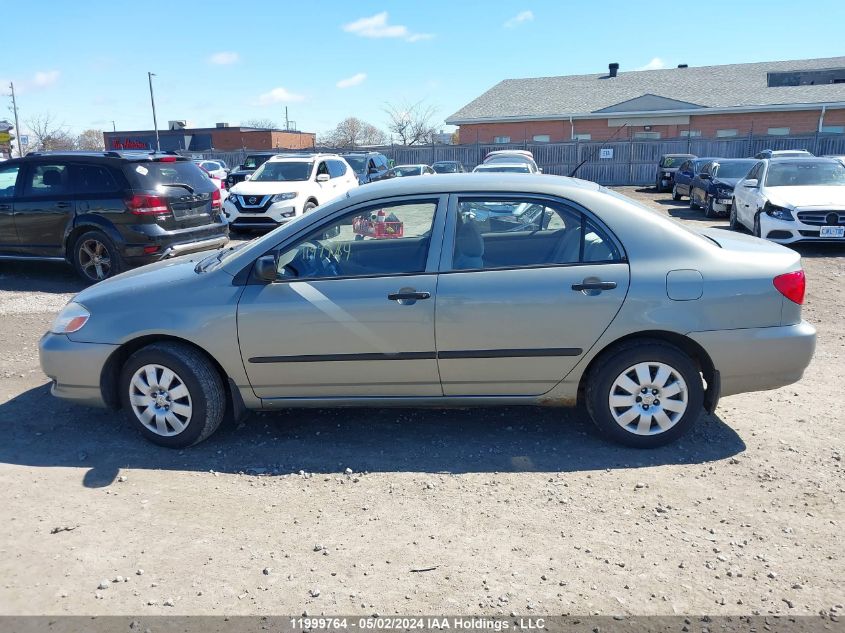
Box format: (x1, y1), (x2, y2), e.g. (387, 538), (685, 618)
(572, 280), (617, 292)
(388, 291), (431, 301)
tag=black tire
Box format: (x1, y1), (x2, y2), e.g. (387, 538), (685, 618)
(689, 190), (699, 209)
(672, 185), (681, 201)
(729, 200), (739, 230)
(119, 342), (227, 448)
(585, 341), (704, 448)
(753, 213), (762, 238)
(71, 230), (122, 283)
(704, 196), (716, 218)
(303, 201), (317, 213)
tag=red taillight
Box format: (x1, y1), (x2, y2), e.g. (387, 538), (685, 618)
(143, 245), (160, 254)
(220, 179), (227, 190)
(773, 270), (806, 305)
(126, 194), (169, 215)
(211, 188), (221, 211)
(157, 156), (178, 163)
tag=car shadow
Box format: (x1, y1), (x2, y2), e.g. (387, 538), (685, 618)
(1, 383), (746, 487)
(789, 243), (845, 258)
(0, 260), (84, 294)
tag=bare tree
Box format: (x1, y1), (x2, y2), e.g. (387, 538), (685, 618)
(25, 113), (75, 151)
(76, 129), (105, 151)
(322, 117), (387, 148)
(384, 100), (438, 146)
(242, 118), (277, 129)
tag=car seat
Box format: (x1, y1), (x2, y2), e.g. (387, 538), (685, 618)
(453, 221), (485, 269)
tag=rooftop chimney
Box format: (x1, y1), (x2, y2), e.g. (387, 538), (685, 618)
(608, 63), (620, 78)
(677, 64), (688, 69)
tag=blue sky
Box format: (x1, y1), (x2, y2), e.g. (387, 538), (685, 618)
(2, 0), (844, 139)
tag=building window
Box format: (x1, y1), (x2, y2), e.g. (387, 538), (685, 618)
(716, 129), (738, 138)
(680, 130), (701, 138)
(633, 131), (661, 140)
(493, 136), (511, 144)
(767, 127), (790, 136)
(573, 133), (591, 141)
(532, 135), (550, 143)
(821, 125), (845, 134)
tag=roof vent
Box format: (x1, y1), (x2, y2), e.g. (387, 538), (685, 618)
(215, 122), (230, 128)
(678, 64), (688, 69)
(608, 63), (620, 78)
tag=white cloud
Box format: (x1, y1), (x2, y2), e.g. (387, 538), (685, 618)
(5, 70), (60, 94)
(504, 10), (534, 28)
(254, 87), (305, 105)
(336, 72), (367, 89)
(209, 51), (239, 65)
(342, 12), (433, 42)
(636, 57), (667, 71)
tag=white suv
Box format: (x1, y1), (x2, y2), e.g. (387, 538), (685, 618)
(223, 154), (358, 231)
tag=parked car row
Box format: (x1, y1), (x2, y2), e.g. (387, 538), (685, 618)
(664, 151), (845, 244)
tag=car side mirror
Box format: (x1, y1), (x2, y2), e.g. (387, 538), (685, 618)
(316, 173), (330, 182)
(743, 179), (759, 188)
(254, 254), (278, 282)
(244, 174), (252, 181)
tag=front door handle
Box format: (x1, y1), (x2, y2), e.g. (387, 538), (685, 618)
(56, 201), (73, 209)
(388, 291), (431, 301)
(572, 280), (617, 292)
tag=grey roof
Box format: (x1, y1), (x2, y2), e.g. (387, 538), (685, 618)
(446, 57), (845, 124)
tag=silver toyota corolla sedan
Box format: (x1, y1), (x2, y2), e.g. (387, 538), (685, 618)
(39, 175), (816, 449)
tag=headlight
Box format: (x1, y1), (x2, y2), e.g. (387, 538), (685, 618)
(51, 302), (90, 334)
(764, 202), (794, 221)
(272, 193), (297, 202)
(663, 171), (672, 177)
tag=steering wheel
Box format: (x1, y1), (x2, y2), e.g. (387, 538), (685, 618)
(285, 240), (342, 278)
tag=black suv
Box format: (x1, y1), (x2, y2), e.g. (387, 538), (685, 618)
(0, 151), (229, 282)
(226, 152), (281, 187)
(339, 151), (390, 184)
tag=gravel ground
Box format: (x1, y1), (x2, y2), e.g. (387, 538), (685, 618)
(0, 188), (843, 617)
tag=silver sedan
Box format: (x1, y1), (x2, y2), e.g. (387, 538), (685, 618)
(39, 175), (816, 449)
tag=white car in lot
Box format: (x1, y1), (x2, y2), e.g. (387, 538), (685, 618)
(223, 154), (358, 231)
(731, 157), (845, 243)
(193, 159), (228, 180)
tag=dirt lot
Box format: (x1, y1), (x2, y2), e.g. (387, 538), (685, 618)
(0, 188), (843, 617)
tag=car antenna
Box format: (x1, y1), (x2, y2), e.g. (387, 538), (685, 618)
(568, 122), (629, 178)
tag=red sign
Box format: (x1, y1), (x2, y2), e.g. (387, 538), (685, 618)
(111, 138), (148, 150)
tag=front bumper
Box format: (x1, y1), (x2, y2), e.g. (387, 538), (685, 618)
(223, 199), (297, 231)
(758, 212), (845, 244)
(39, 333), (118, 408)
(689, 321), (816, 397)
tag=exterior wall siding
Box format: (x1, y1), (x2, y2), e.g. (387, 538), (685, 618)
(103, 129), (316, 152)
(457, 108), (845, 144)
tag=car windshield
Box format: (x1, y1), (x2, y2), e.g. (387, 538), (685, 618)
(765, 161), (845, 187)
(433, 163), (458, 173)
(713, 161), (755, 179)
(660, 156), (692, 168)
(475, 165), (530, 173)
(243, 155), (272, 169)
(251, 161), (312, 182)
(392, 166), (422, 176)
(343, 156), (367, 173)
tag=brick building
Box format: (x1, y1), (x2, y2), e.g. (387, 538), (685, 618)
(102, 124), (316, 152)
(447, 57), (845, 144)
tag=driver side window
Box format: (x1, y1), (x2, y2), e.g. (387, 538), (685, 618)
(274, 200), (438, 281)
(316, 162), (329, 177)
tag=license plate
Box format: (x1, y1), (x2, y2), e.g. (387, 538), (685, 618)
(717, 198), (732, 205)
(820, 226), (845, 238)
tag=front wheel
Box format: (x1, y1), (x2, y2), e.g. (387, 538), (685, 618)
(585, 342), (704, 448)
(753, 213), (762, 238)
(729, 201), (739, 230)
(120, 342), (227, 448)
(672, 185), (681, 201)
(689, 191), (699, 209)
(704, 196), (717, 218)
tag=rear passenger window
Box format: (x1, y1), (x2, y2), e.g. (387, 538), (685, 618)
(0, 165), (19, 198)
(451, 198), (620, 271)
(24, 164), (69, 196)
(70, 164), (120, 194)
(327, 160), (346, 178)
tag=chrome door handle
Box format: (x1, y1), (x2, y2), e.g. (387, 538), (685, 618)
(388, 291), (431, 301)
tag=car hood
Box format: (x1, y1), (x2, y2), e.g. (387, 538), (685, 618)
(229, 181), (306, 196)
(72, 251), (225, 308)
(765, 186), (845, 208)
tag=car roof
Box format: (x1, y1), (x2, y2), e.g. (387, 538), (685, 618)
(475, 163), (530, 168)
(766, 156), (841, 163)
(267, 153), (345, 162)
(433, 160), (460, 164)
(394, 164), (426, 168)
(15, 150), (188, 163)
(486, 149), (533, 156)
(340, 151), (384, 156)
(662, 153), (696, 158)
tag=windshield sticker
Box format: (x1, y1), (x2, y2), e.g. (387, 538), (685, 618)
(135, 165), (149, 176)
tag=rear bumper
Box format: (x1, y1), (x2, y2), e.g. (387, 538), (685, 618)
(39, 333), (117, 408)
(122, 224), (229, 266)
(689, 321), (816, 397)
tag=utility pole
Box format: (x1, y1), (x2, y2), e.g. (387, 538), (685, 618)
(9, 82), (22, 157)
(147, 72), (160, 153)
(284, 107), (289, 131)
(111, 121), (116, 132)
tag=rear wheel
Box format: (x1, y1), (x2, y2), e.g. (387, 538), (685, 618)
(672, 184), (681, 201)
(689, 190), (699, 209)
(72, 231), (122, 283)
(586, 342), (704, 448)
(120, 342), (226, 448)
